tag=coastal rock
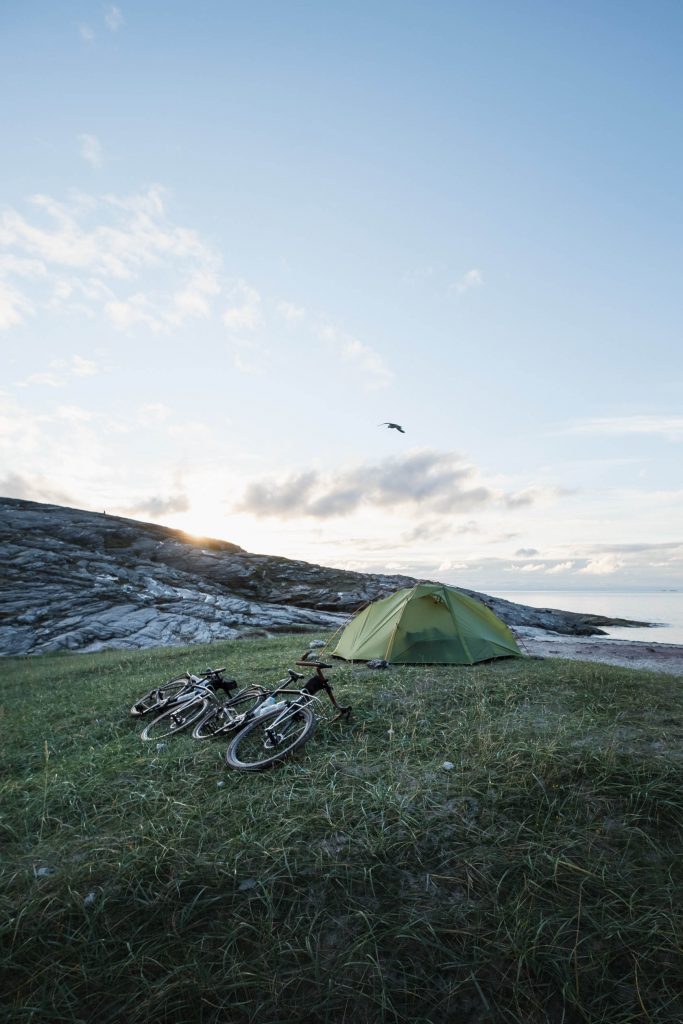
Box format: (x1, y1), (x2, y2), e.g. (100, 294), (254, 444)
(0, 497), (649, 657)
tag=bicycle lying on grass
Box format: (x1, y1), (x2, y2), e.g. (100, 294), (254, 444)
(130, 658), (351, 769)
(191, 668), (307, 740)
(130, 667), (236, 718)
(132, 668), (246, 742)
(224, 659), (351, 771)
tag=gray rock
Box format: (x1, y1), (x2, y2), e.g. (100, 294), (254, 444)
(33, 866), (55, 877)
(0, 497), (651, 657)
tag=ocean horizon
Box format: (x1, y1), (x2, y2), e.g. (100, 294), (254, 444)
(489, 590), (683, 646)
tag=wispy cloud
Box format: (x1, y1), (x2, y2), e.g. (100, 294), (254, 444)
(452, 268), (483, 295)
(78, 134), (104, 168)
(0, 187), (222, 333)
(71, 355), (97, 377)
(585, 540), (683, 554)
(55, 404), (93, 422)
(104, 6), (124, 32)
(15, 355), (98, 389)
(318, 323), (392, 390)
(223, 280), (262, 331)
(568, 415), (683, 441)
(137, 403), (171, 426)
(169, 269), (220, 325)
(505, 486), (573, 508)
(276, 301), (306, 322)
(0, 280), (32, 330)
(78, 23), (95, 44)
(121, 493), (190, 518)
(230, 336), (270, 375)
(15, 372), (63, 389)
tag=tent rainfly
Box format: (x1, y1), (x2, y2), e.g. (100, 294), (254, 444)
(331, 583), (522, 665)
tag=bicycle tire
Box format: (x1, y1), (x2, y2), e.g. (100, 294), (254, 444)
(130, 676), (190, 717)
(225, 704), (317, 771)
(140, 697), (211, 741)
(191, 690), (264, 740)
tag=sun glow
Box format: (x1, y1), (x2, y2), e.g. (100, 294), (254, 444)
(164, 506), (314, 559)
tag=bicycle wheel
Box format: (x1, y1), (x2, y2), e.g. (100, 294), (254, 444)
(192, 690), (264, 740)
(225, 704), (317, 771)
(130, 677), (189, 717)
(140, 697), (211, 741)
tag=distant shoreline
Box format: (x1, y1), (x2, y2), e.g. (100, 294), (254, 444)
(488, 589), (683, 646)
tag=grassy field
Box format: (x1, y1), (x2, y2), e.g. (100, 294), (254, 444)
(1, 635), (682, 1023)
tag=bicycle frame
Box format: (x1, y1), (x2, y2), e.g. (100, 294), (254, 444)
(256, 681), (349, 737)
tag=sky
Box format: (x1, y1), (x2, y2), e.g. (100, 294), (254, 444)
(1, 1), (681, 591)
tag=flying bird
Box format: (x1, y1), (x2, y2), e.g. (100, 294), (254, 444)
(379, 422), (406, 433)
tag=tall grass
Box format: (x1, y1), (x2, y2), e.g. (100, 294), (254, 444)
(1, 636), (682, 1022)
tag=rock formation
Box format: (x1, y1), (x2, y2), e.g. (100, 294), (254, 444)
(0, 498), (647, 656)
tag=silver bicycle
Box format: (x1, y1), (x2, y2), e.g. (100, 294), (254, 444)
(223, 659), (351, 771)
(139, 668), (238, 741)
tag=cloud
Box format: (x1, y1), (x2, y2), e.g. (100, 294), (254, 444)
(15, 372), (64, 389)
(515, 547), (539, 557)
(238, 471), (318, 516)
(578, 555), (624, 576)
(568, 416), (683, 441)
(138, 403), (171, 426)
(0, 187), (221, 333)
(453, 269), (483, 295)
(276, 301), (306, 322)
(78, 134), (104, 169)
(71, 355), (98, 377)
(169, 269), (220, 325)
(230, 336), (269, 374)
(239, 450), (504, 519)
(104, 294), (163, 331)
(0, 471), (76, 507)
(583, 541), (683, 555)
(15, 355), (98, 388)
(104, 6), (124, 32)
(403, 519), (471, 543)
(0, 280), (32, 330)
(223, 280), (262, 331)
(78, 23), (95, 43)
(122, 494), (190, 518)
(504, 486), (574, 509)
(342, 337), (393, 388)
(55, 405), (93, 422)
(505, 490), (538, 509)
(318, 323), (392, 390)
(546, 561), (574, 574)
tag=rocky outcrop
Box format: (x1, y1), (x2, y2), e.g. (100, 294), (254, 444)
(0, 498), (648, 656)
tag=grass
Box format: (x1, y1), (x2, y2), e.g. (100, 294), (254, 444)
(1, 635), (682, 1023)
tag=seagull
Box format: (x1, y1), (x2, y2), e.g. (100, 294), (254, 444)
(379, 422), (406, 433)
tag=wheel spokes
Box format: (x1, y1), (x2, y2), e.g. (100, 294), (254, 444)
(232, 709), (309, 765)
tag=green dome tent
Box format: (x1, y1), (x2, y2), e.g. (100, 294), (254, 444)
(331, 583), (522, 665)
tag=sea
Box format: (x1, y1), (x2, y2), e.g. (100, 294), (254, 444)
(488, 591), (683, 646)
